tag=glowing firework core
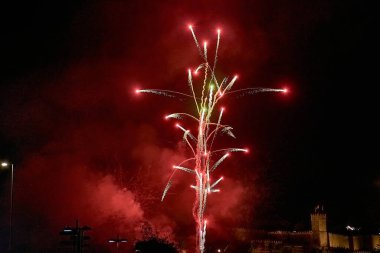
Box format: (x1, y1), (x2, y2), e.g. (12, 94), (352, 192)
(137, 26), (286, 253)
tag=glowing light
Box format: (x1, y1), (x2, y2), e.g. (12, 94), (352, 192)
(139, 27), (285, 253)
(1, 162), (8, 167)
(217, 28), (221, 34)
(135, 89), (141, 94)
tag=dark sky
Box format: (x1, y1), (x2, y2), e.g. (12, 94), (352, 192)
(0, 1), (378, 252)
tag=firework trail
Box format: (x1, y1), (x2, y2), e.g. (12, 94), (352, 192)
(136, 26), (287, 253)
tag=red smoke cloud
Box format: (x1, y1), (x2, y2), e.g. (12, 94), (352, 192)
(0, 1), (334, 251)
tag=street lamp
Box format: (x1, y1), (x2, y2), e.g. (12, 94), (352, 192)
(1, 162), (14, 252)
(108, 234), (128, 253)
(59, 219), (92, 253)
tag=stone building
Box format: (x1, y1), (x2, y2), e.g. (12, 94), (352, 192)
(233, 209), (380, 253)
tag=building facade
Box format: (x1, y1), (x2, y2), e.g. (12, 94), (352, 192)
(234, 210), (380, 253)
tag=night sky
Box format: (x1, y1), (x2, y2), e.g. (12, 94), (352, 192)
(0, 1), (378, 252)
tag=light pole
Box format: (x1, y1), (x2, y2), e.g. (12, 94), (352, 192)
(108, 234), (127, 253)
(59, 219), (92, 253)
(1, 162), (14, 252)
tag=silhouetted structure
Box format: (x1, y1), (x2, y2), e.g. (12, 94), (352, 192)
(59, 219), (91, 253)
(135, 237), (178, 253)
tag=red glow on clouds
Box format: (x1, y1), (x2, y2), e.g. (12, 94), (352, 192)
(0, 2), (303, 250)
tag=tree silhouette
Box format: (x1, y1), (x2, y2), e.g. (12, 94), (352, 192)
(135, 237), (178, 253)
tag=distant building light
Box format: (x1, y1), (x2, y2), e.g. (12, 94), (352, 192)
(346, 225), (360, 231)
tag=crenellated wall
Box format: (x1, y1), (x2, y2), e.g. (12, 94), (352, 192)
(235, 211), (379, 253)
(328, 233), (349, 249)
(371, 235), (380, 250)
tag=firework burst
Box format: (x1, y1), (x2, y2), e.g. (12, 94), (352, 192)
(136, 25), (287, 253)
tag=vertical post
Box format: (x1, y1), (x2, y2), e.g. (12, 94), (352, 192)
(9, 163), (14, 252)
(108, 234), (127, 252)
(76, 219), (80, 253)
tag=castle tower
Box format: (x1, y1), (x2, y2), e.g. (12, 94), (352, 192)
(311, 205), (329, 250)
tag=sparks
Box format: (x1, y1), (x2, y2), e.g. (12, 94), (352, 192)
(138, 26), (285, 253)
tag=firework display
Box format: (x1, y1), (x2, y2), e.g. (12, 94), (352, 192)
(137, 26), (286, 253)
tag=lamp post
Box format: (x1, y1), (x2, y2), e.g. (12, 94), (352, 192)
(1, 162), (14, 252)
(59, 219), (92, 253)
(108, 234), (128, 253)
